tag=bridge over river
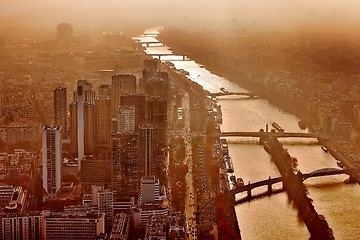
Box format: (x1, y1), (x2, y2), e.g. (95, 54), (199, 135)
(208, 91), (260, 98)
(231, 167), (351, 199)
(198, 167), (353, 224)
(212, 131), (322, 139)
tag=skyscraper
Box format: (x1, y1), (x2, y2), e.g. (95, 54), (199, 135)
(146, 96), (167, 148)
(120, 94), (146, 131)
(139, 124), (158, 177)
(70, 80), (95, 166)
(69, 102), (78, 155)
(83, 102), (95, 155)
(111, 132), (139, 197)
(57, 23), (73, 41)
(145, 72), (169, 98)
(117, 105), (135, 133)
(144, 59), (158, 72)
(95, 96), (111, 147)
(98, 84), (111, 98)
(42, 125), (62, 200)
(141, 59), (158, 93)
(54, 87), (67, 139)
(111, 74), (136, 116)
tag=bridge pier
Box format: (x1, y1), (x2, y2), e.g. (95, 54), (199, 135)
(247, 189), (252, 198)
(247, 181), (252, 198)
(267, 176), (272, 195)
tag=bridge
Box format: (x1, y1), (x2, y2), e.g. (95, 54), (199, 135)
(213, 131), (321, 139)
(320, 138), (360, 183)
(140, 42), (164, 47)
(208, 91), (259, 98)
(149, 53), (188, 61)
(230, 168), (349, 199)
(198, 167), (351, 222)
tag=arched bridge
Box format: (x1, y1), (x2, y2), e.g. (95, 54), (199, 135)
(231, 168), (350, 198)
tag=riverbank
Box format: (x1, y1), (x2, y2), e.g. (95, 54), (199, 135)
(158, 29), (360, 174)
(261, 135), (334, 239)
(157, 60), (241, 239)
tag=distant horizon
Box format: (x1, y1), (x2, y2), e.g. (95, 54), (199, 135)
(1, 0), (360, 36)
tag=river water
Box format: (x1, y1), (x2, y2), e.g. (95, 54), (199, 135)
(135, 27), (360, 240)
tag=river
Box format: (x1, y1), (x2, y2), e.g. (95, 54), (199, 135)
(135, 27), (360, 240)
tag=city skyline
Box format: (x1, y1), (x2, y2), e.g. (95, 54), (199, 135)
(1, 2), (360, 239)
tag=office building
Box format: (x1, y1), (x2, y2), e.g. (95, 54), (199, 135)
(118, 105), (135, 133)
(84, 102), (95, 155)
(70, 80), (95, 165)
(98, 189), (114, 233)
(111, 133), (139, 197)
(69, 102), (78, 155)
(145, 72), (169, 99)
(146, 96), (167, 148)
(57, 23), (73, 41)
(111, 74), (136, 116)
(95, 96), (111, 147)
(139, 124), (158, 177)
(80, 158), (111, 186)
(144, 59), (158, 71)
(120, 94), (146, 131)
(0, 185), (13, 207)
(42, 125), (62, 200)
(140, 176), (160, 205)
(54, 87), (67, 138)
(145, 215), (167, 240)
(0, 212), (43, 240)
(139, 205), (168, 228)
(43, 211), (105, 239)
(110, 213), (129, 240)
(98, 84), (111, 98)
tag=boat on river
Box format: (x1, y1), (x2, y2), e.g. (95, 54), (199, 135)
(272, 122), (284, 132)
(337, 160), (344, 168)
(236, 178), (244, 186)
(321, 145), (328, 153)
(298, 120), (306, 130)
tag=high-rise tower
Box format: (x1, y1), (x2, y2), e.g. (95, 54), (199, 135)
(111, 75), (136, 116)
(95, 96), (111, 147)
(117, 105), (135, 133)
(111, 132), (139, 197)
(57, 23), (73, 41)
(146, 96), (167, 148)
(70, 80), (95, 166)
(139, 124), (158, 177)
(42, 125), (62, 200)
(120, 94), (146, 131)
(54, 87), (67, 139)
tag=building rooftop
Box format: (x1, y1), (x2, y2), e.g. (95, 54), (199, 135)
(43, 125), (61, 131)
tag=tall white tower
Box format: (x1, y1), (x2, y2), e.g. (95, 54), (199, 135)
(74, 80), (95, 170)
(42, 125), (62, 200)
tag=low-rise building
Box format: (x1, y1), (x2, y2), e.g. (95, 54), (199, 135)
(145, 214), (167, 240)
(110, 212), (129, 240)
(0, 212), (43, 240)
(43, 211), (105, 239)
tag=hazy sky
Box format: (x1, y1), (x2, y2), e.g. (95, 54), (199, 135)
(1, 0), (360, 32)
